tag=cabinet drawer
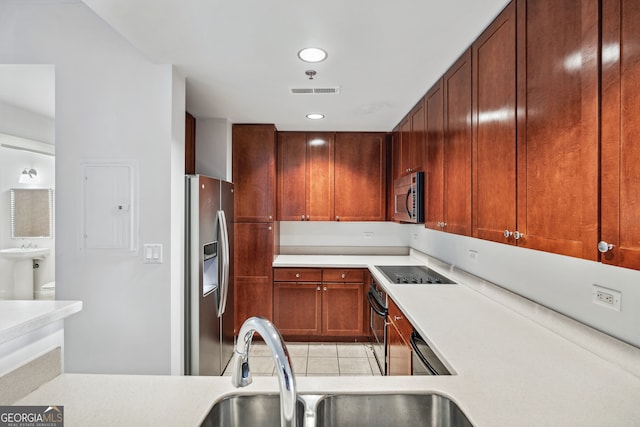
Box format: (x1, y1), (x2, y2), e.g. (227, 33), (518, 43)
(322, 268), (366, 283)
(273, 268), (322, 282)
(388, 297), (413, 339)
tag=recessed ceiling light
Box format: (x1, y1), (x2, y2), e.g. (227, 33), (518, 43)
(298, 48), (328, 63)
(306, 113), (325, 120)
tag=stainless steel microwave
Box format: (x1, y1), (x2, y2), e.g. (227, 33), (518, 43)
(393, 171), (424, 223)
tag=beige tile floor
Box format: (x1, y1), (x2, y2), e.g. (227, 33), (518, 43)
(223, 342), (382, 377)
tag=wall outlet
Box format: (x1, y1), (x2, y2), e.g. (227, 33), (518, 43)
(592, 284), (621, 311)
(468, 249), (479, 263)
(362, 232), (374, 239)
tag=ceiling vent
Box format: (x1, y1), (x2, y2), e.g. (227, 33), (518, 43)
(290, 87), (341, 95)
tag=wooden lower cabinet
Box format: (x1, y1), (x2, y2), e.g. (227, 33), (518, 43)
(386, 297), (412, 376)
(273, 283), (321, 336)
(273, 268), (367, 339)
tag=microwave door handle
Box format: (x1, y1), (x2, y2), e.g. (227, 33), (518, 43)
(216, 210), (230, 317)
(410, 331), (439, 375)
(367, 291), (388, 317)
(405, 187), (413, 219)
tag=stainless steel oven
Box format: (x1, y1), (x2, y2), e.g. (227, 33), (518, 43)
(410, 330), (450, 376)
(367, 277), (388, 375)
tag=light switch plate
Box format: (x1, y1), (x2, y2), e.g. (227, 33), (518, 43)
(143, 244), (163, 264)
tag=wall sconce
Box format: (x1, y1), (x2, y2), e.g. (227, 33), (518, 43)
(19, 168), (37, 183)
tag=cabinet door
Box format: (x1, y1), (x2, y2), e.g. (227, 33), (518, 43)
(273, 283), (322, 336)
(472, 2), (517, 244)
(601, 0), (640, 269)
(185, 112), (196, 175)
(443, 49), (472, 237)
(232, 124), (276, 223)
(516, 0), (599, 260)
(425, 80), (445, 231)
(306, 133), (335, 221)
(234, 222), (274, 330)
(399, 117), (412, 174)
(322, 283), (364, 336)
(277, 132), (306, 221)
(409, 99), (426, 173)
(334, 133), (386, 221)
(386, 320), (412, 376)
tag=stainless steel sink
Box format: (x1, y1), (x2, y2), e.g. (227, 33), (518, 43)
(200, 394), (306, 427)
(314, 393), (473, 427)
(201, 393), (472, 427)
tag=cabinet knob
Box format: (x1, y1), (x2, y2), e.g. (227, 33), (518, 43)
(268, 226), (272, 231)
(317, 286), (321, 291)
(341, 273), (346, 279)
(269, 215), (272, 220)
(306, 215), (310, 220)
(301, 215), (305, 221)
(442, 222), (447, 228)
(323, 287), (327, 291)
(598, 241), (614, 253)
(295, 273), (300, 278)
(504, 230), (513, 238)
(336, 216), (340, 221)
(514, 231), (523, 240)
(393, 315), (403, 321)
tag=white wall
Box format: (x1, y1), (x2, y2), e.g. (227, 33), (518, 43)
(280, 221), (409, 249)
(409, 226), (640, 348)
(0, 101), (54, 144)
(195, 117), (232, 181)
(0, 0), (184, 374)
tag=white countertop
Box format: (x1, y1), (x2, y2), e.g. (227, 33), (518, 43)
(0, 300), (83, 344)
(15, 254), (640, 426)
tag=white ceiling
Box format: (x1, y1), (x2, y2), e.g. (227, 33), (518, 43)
(83, 0), (510, 131)
(0, 64), (55, 119)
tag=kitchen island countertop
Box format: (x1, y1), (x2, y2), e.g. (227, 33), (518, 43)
(14, 252), (640, 426)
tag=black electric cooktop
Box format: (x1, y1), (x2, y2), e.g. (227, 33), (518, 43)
(375, 265), (456, 285)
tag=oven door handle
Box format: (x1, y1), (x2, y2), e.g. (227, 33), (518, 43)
(367, 291), (388, 318)
(410, 331), (439, 375)
(405, 187), (413, 219)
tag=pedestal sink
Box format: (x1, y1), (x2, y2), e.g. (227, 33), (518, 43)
(0, 248), (50, 299)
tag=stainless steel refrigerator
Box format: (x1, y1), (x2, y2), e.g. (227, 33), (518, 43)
(185, 175), (234, 376)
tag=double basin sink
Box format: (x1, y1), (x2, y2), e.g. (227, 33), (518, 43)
(201, 393), (473, 427)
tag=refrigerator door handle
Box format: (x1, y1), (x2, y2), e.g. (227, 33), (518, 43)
(217, 209), (230, 317)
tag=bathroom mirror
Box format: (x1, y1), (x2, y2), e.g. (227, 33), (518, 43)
(10, 188), (53, 238)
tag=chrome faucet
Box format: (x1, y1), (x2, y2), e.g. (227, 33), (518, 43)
(231, 316), (297, 427)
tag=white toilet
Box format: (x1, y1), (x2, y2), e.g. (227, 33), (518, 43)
(35, 281), (55, 300)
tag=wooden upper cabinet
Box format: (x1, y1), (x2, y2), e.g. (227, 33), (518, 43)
(185, 112), (196, 175)
(334, 132), (387, 221)
(515, 0), (599, 260)
(399, 117), (412, 174)
(409, 99), (426, 173)
(396, 102), (426, 176)
(443, 48), (472, 237)
(472, 1), (517, 244)
(277, 132), (335, 221)
(424, 80), (445, 231)
(232, 124), (276, 223)
(601, 0), (640, 269)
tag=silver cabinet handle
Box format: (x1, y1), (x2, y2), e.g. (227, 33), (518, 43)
(504, 230), (513, 238)
(598, 241), (614, 253)
(514, 231), (523, 240)
(393, 315), (403, 321)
